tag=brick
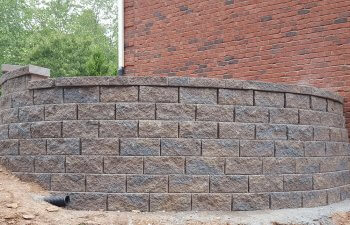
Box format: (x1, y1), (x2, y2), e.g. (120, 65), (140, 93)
(328, 100), (343, 114)
(249, 175), (283, 192)
(81, 138), (119, 155)
(100, 86), (138, 102)
(104, 157), (143, 174)
(180, 87), (217, 104)
(140, 86), (178, 103)
(86, 175), (126, 193)
(299, 110), (323, 125)
(121, 138), (160, 156)
(275, 141), (304, 157)
(169, 175), (209, 193)
(47, 138), (80, 155)
(1, 108), (18, 124)
(263, 158), (296, 174)
(235, 106), (269, 123)
(100, 120), (138, 138)
(66, 156), (103, 173)
(192, 194), (231, 211)
(18, 106), (44, 122)
(269, 108), (299, 124)
(68, 193), (106, 211)
(14, 173), (50, 190)
(45, 104), (77, 121)
(240, 140), (274, 157)
(225, 157), (262, 175)
(9, 123), (31, 139)
(108, 194), (149, 211)
(218, 89), (253, 106)
(296, 158), (320, 174)
(287, 125), (313, 141)
(210, 175), (248, 193)
(144, 157), (184, 174)
(156, 103), (195, 121)
(270, 192), (302, 209)
(286, 93), (310, 109)
(139, 120), (178, 138)
(0, 140), (18, 155)
(127, 175), (168, 193)
(314, 126), (330, 141)
(179, 121), (217, 139)
(11, 91), (33, 107)
(284, 174), (313, 191)
(78, 103), (115, 120)
(31, 121), (61, 138)
(311, 96), (327, 111)
(256, 124), (287, 140)
(64, 87), (99, 103)
(303, 191), (327, 207)
(304, 141), (325, 156)
(202, 139), (239, 157)
(186, 157), (225, 175)
(255, 91), (284, 107)
(35, 156), (65, 173)
(232, 193), (270, 211)
(150, 194), (191, 211)
(1, 156), (34, 172)
(196, 105), (234, 122)
(34, 88), (63, 104)
(116, 103), (155, 120)
(161, 138), (201, 156)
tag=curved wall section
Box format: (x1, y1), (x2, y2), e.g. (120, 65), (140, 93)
(0, 67), (349, 211)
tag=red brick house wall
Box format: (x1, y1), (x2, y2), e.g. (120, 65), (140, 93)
(124, 0), (350, 128)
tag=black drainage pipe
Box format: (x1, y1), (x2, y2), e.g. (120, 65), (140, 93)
(43, 195), (70, 207)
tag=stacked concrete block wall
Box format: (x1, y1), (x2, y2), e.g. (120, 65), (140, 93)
(0, 66), (349, 211)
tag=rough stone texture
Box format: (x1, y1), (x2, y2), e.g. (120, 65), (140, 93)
(108, 194), (149, 211)
(196, 105), (234, 122)
(100, 120), (138, 138)
(256, 124), (287, 140)
(255, 91), (284, 108)
(78, 103), (115, 120)
(45, 104), (77, 121)
(139, 121), (178, 138)
(269, 108), (299, 124)
(34, 88), (63, 105)
(180, 87), (217, 104)
(64, 87), (99, 103)
(104, 157), (143, 174)
(0, 125), (8, 140)
(100, 86), (138, 102)
(186, 157), (225, 175)
(249, 175), (284, 192)
(51, 174), (85, 192)
(1, 108), (18, 124)
(66, 156), (103, 173)
(270, 192), (302, 209)
(121, 138), (160, 156)
(311, 96), (327, 111)
(1, 156), (34, 172)
(144, 157), (184, 174)
(231, 193), (270, 211)
(263, 158), (296, 174)
(140, 86), (178, 103)
(156, 103), (195, 121)
(35, 156), (65, 173)
(210, 175), (248, 193)
(9, 123), (31, 139)
(225, 158), (262, 175)
(192, 194), (231, 211)
(0, 140), (19, 155)
(288, 125), (313, 141)
(303, 191), (327, 207)
(31, 121), (61, 138)
(240, 140), (274, 157)
(275, 141), (304, 157)
(18, 106), (44, 122)
(314, 126), (330, 141)
(81, 138), (119, 155)
(161, 139), (201, 156)
(218, 89), (253, 106)
(47, 138), (80, 155)
(68, 193), (107, 211)
(235, 106), (269, 123)
(202, 139), (239, 157)
(286, 93), (310, 109)
(179, 121), (217, 139)
(219, 123), (255, 139)
(127, 175), (167, 193)
(305, 142), (326, 157)
(169, 175), (209, 193)
(150, 194), (191, 211)
(284, 174), (313, 191)
(86, 174), (126, 193)
(116, 103), (155, 120)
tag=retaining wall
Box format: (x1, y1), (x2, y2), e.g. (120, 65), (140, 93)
(0, 66), (349, 211)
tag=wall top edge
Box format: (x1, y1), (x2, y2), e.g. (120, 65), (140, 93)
(26, 76), (344, 103)
(0, 65), (50, 85)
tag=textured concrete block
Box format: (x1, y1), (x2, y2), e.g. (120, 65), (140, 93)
(219, 122), (255, 140)
(218, 89), (253, 106)
(34, 88), (63, 105)
(210, 175), (248, 193)
(256, 124), (287, 140)
(284, 174), (313, 191)
(11, 91), (33, 107)
(0, 140), (18, 155)
(9, 123), (31, 139)
(161, 138), (201, 156)
(81, 138), (119, 155)
(299, 110), (323, 125)
(66, 156), (103, 174)
(116, 103), (155, 120)
(156, 103), (195, 121)
(139, 120), (178, 138)
(144, 157), (184, 174)
(326, 142), (347, 156)
(314, 126), (330, 141)
(150, 194), (191, 211)
(0, 125), (8, 140)
(286, 93), (310, 109)
(202, 139), (239, 157)
(288, 125), (313, 141)
(140, 86), (178, 103)
(78, 103), (115, 120)
(232, 193), (270, 211)
(1, 108), (18, 124)
(180, 87), (217, 104)
(18, 106), (44, 122)
(235, 106), (269, 123)
(186, 157), (225, 175)
(179, 121), (217, 139)
(327, 188), (341, 204)
(104, 157), (143, 174)
(1, 156), (34, 172)
(121, 138), (160, 156)
(127, 175), (168, 193)
(313, 172), (342, 189)
(31, 121), (61, 138)
(45, 104), (77, 121)
(296, 158), (320, 174)
(192, 194), (231, 211)
(240, 140), (274, 157)
(311, 96), (327, 111)
(169, 175), (209, 193)
(270, 192), (302, 209)
(323, 113), (345, 128)
(249, 175), (283, 192)
(86, 175), (126, 193)
(47, 138), (80, 155)
(275, 141), (304, 157)
(304, 142), (325, 157)
(68, 193), (106, 211)
(303, 191), (327, 207)
(196, 105), (234, 122)
(35, 156), (65, 173)
(330, 128), (343, 142)
(269, 108), (299, 124)
(108, 194), (149, 211)
(328, 100), (343, 114)
(255, 91), (284, 107)
(0, 95), (11, 109)
(225, 157), (262, 175)
(63, 120), (100, 138)
(64, 87), (99, 103)
(100, 86), (138, 102)
(100, 120), (138, 138)
(320, 157), (348, 172)
(14, 173), (50, 190)
(263, 158), (296, 174)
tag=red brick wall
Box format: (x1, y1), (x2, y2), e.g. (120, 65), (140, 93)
(124, 0), (350, 127)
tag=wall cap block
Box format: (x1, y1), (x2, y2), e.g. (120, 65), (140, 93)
(0, 65), (50, 86)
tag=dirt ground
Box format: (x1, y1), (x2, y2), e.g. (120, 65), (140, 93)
(0, 166), (349, 225)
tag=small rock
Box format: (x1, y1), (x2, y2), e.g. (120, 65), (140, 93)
(22, 214), (35, 220)
(4, 214), (16, 219)
(46, 206), (59, 212)
(6, 203), (18, 209)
